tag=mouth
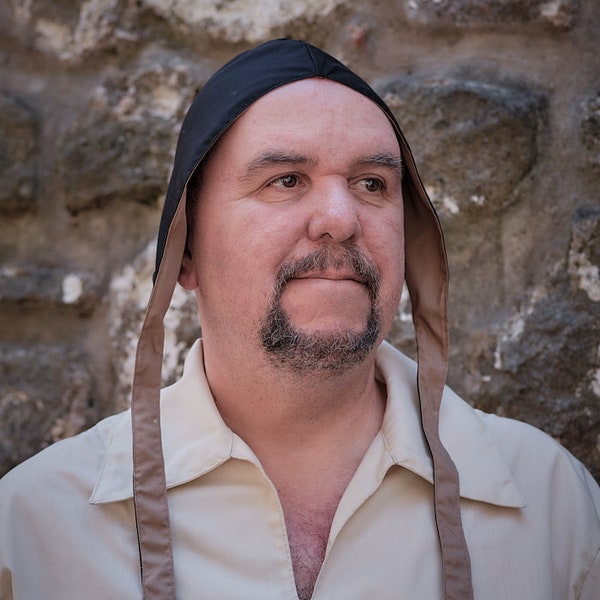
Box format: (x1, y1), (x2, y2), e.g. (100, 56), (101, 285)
(293, 270), (366, 284)
(274, 245), (380, 301)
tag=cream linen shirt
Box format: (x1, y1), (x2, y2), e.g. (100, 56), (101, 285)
(1, 340), (599, 599)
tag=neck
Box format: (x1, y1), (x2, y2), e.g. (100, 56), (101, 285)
(201, 338), (386, 468)
(201, 336), (386, 600)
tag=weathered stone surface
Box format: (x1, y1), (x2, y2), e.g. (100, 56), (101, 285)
(7, 0), (137, 63)
(59, 119), (171, 213)
(579, 90), (600, 168)
(568, 205), (600, 302)
(476, 292), (600, 477)
(58, 52), (199, 213)
(0, 343), (96, 476)
(142, 0), (345, 43)
(375, 76), (545, 219)
(463, 205), (600, 478)
(109, 241), (201, 407)
(0, 92), (38, 216)
(0, 264), (101, 316)
(1, 0), (600, 486)
(403, 0), (579, 29)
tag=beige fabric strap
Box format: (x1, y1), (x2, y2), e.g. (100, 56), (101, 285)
(419, 357), (474, 600)
(400, 133), (474, 600)
(131, 191), (188, 600)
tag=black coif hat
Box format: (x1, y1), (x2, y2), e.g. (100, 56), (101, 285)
(132, 38), (472, 600)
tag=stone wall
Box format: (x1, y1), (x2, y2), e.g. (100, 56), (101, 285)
(1, 0), (599, 481)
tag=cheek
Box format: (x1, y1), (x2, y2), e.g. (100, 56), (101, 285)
(193, 215), (281, 309)
(372, 223), (405, 318)
(380, 257), (404, 313)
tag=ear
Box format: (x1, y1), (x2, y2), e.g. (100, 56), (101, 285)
(178, 247), (199, 290)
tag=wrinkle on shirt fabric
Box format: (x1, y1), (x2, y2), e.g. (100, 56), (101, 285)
(1, 340), (599, 600)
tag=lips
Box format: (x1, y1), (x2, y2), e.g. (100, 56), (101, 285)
(274, 245), (380, 301)
(293, 270), (366, 284)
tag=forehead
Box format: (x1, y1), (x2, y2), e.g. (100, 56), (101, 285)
(210, 78), (400, 163)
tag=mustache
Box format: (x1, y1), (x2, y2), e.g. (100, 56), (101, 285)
(273, 245), (380, 301)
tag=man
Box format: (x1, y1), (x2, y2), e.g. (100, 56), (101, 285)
(1, 39), (599, 600)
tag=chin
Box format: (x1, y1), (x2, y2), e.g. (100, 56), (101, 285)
(260, 306), (382, 374)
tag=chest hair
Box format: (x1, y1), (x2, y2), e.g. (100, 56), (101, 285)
(283, 499), (339, 600)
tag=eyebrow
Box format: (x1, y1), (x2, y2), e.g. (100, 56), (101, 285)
(241, 151), (317, 181)
(355, 153), (405, 181)
(241, 150), (404, 182)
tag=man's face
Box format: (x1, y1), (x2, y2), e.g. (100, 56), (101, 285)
(179, 78), (405, 372)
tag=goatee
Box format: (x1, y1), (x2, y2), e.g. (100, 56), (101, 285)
(260, 245), (382, 373)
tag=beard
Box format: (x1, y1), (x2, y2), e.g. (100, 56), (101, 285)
(259, 245), (382, 373)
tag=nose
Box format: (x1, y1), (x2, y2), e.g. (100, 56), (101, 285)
(307, 178), (361, 243)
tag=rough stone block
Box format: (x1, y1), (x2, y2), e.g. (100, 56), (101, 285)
(467, 205), (600, 479)
(0, 343), (96, 477)
(57, 52), (198, 213)
(59, 119), (172, 213)
(568, 204), (600, 302)
(109, 241), (202, 407)
(0, 264), (101, 316)
(375, 75), (545, 219)
(484, 288), (600, 476)
(7, 0), (137, 63)
(0, 92), (38, 216)
(141, 0), (345, 43)
(579, 90), (600, 168)
(402, 0), (579, 29)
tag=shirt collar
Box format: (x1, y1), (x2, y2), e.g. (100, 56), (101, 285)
(377, 341), (525, 508)
(91, 340), (525, 508)
(91, 339), (234, 504)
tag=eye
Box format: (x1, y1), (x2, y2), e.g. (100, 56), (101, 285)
(358, 177), (385, 193)
(269, 174), (300, 188)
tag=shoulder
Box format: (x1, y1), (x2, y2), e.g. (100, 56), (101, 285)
(475, 411), (600, 597)
(0, 411), (142, 599)
(0, 410), (128, 511)
(469, 407), (600, 585)
(377, 340), (600, 503)
(478, 409), (600, 501)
